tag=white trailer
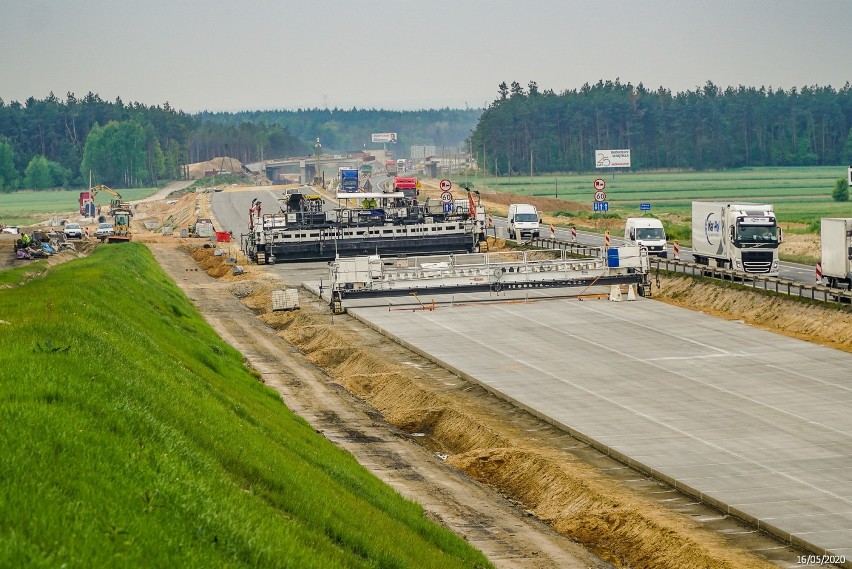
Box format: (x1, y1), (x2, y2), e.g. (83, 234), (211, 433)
(820, 218), (852, 289)
(691, 202), (781, 276)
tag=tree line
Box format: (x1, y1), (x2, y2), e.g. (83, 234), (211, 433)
(0, 93), (306, 191)
(195, 108), (482, 157)
(470, 80), (852, 175)
(7, 81), (850, 191)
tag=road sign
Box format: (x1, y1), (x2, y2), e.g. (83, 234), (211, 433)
(640, 203), (651, 211)
(593, 201), (609, 212)
(594, 190), (607, 202)
(442, 202), (452, 213)
(594, 178), (606, 191)
(440, 179), (452, 192)
(440, 191), (453, 203)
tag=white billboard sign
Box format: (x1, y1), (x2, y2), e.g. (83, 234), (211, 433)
(371, 132), (398, 144)
(595, 149), (631, 168)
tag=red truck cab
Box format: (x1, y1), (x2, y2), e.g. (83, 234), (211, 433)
(392, 177), (418, 202)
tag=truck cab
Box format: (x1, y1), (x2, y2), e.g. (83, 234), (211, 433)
(624, 217), (667, 257)
(392, 177), (418, 202)
(507, 204), (541, 241)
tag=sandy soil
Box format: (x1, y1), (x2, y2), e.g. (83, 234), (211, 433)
(186, 156), (245, 179)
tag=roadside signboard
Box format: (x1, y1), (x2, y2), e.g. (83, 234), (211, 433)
(371, 132), (398, 143)
(640, 203), (651, 211)
(848, 165), (852, 186)
(594, 189), (607, 202)
(595, 149), (631, 168)
(593, 201), (609, 212)
(440, 179), (452, 192)
(440, 191), (453, 203)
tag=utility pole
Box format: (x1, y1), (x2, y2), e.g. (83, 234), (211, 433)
(315, 137), (321, 187)
(529, 148), (533, 194)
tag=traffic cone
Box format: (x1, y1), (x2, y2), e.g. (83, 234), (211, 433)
(627, 284), (636, 301)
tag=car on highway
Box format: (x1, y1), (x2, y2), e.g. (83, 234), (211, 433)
(95, 222), (114, 239)
(64, 222), (83, 239)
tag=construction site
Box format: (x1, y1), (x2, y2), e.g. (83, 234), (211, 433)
(4, 172), (852, 569)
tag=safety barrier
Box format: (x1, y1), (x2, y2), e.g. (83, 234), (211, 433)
(532, 237), (852, 306)
(531, 237), (602, 258)
(650, 257), (852, 305)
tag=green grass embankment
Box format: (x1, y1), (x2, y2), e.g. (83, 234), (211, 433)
(0, 244), (490, 569)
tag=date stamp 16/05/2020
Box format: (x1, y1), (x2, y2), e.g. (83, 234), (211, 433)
(797, 555), (846, 566)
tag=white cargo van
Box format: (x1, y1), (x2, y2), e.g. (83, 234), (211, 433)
(624, 217), (667, 257)
(507, 204), (540, 240)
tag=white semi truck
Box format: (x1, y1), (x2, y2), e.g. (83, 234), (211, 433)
(691, 202), (781, 276)
(820, 218), (852, 289)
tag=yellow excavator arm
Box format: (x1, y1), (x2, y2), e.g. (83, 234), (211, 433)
(90, 185), (132, 214)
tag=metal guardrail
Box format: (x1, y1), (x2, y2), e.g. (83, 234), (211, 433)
(529, 237), (602, 258)
(650, 257), (852, 304)
(531, 237), (852, 306)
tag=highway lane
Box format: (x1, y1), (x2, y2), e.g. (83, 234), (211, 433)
(326, 286), (852, 561)
(493, 219), (819, 282)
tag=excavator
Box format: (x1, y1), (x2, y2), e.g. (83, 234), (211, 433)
(90, 184), (132, 214)
(90, 184), (133, 242)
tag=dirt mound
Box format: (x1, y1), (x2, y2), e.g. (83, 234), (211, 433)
(182, 244), (254, 282)
(133, 193), (201, 238)
(186, 156), (244, 179)
(779, 232), (820, 260)
(451, 448), (767, 569)
(657, 275), (852, 351)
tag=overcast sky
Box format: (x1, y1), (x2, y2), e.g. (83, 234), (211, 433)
(1, 0), (850, 113)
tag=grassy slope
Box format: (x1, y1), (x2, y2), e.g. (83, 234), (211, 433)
(0, 244), (490, 569)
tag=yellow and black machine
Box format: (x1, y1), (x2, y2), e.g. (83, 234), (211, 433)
(109, 208), (133, 242)
(90, 184), (132, 214)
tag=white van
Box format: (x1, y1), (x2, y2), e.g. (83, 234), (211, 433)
(507, 204), (541, 240)
(624, 217), (667, 257)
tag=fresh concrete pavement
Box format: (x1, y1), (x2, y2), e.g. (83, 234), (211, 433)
(212, 188), (850, 562)
(302, 285), (852, 563)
